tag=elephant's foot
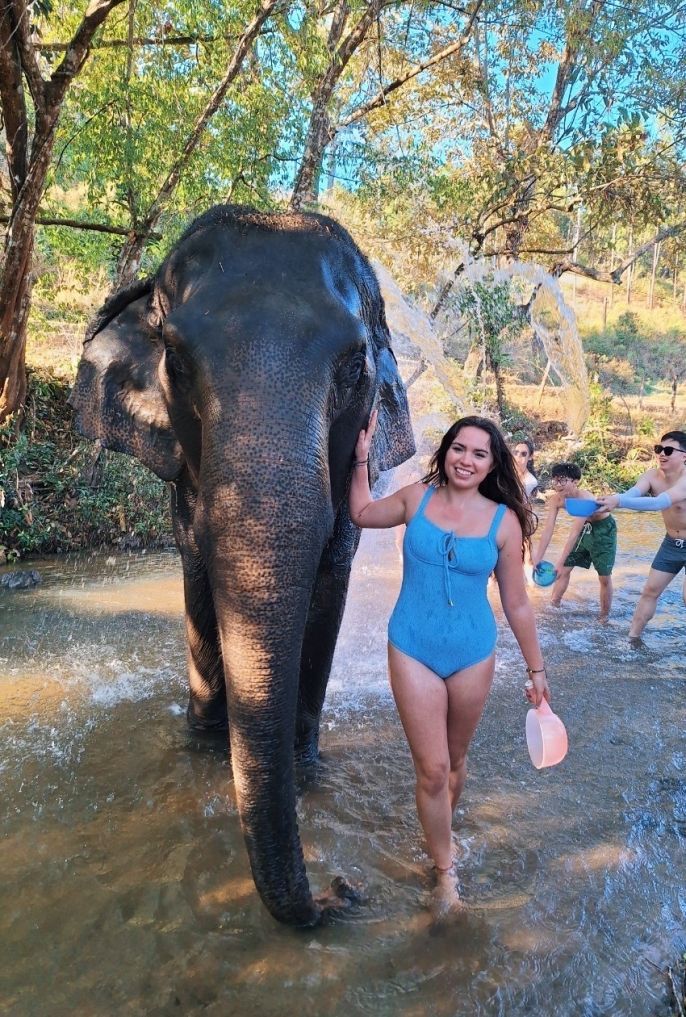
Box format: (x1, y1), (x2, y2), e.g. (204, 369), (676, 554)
(186, 701), (228, 733)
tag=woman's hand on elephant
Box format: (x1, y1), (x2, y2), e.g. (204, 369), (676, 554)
(355, 408), (378, 462)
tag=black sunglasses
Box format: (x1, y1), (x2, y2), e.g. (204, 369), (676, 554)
(654, 444), (686, 457)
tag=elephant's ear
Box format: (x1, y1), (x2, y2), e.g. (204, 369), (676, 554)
(372, 347), (415, 471)
(69, 287), (184, 481)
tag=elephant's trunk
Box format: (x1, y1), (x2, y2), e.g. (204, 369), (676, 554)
(196, 422), (334, 926)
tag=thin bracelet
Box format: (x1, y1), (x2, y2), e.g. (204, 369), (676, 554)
(353, 459), (369, 466)
(526, 666), (546, 674)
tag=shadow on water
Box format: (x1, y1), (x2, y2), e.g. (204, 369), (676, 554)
(1, 516), (685, 1016)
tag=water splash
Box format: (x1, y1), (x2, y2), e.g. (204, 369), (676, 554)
(373, 262), (467, 415)
(499, 261), (589, 435)
(376, 247), (589, 436)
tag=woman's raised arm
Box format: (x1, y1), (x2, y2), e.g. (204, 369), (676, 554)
(348, 410), (413, 528)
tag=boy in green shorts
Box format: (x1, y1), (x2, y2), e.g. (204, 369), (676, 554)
(532, 462), (617, 622)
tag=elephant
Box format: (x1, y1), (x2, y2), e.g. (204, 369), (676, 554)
(69, 204), (415, 927)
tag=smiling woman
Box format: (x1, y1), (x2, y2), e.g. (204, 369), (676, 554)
(349, 414), (549, 917)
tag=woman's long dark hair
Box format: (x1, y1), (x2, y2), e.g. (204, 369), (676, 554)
(422, 416), (536, 548)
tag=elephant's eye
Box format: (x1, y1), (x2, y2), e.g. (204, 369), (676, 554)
(339, 351), (366, 388)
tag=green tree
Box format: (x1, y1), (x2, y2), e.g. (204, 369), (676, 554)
(0, 0), (126, 423)
(453, 277), (526, 416)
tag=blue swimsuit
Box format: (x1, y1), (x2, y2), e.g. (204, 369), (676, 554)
(388, 486), (507, 679)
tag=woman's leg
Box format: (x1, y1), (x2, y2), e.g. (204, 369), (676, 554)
(388, 645), (452, 870)
(445, 655), (495, 813)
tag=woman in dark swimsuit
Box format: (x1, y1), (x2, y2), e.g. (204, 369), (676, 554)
(349, 414), (550, 915)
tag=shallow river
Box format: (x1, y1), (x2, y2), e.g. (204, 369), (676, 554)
(1, 509), (684, 1016)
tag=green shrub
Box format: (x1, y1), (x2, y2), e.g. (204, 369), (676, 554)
(0, 369), (172, 560)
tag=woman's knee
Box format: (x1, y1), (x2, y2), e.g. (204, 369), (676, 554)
(416, 760), (450, 797)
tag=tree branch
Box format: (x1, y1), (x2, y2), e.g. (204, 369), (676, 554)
(0, 3), (29, 198)
(35, 33), (247, 52)
(0, 213), (149, 236)
(551, 220), (686, 281)
(9, 0), (47, 110)
(114, 0), (282, 283)
(339, 0), (483, 130)
(45, 0), (129, 108)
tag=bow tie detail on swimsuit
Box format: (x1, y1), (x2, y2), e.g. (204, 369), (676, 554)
(440, 531), (459, 606)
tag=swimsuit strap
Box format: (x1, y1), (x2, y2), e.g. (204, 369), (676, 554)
(414, 485), (436, 520)
(487, 503), (508, 541)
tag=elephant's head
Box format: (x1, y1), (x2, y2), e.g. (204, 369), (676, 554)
(70, 205), (414, 925)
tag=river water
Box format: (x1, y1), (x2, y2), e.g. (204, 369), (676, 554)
(1, 508), (684, 1016)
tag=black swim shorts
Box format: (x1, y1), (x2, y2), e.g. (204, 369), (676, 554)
(651, 534), (686, 575)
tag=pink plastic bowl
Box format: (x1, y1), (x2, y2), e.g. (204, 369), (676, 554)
(526, 699), (568, 769)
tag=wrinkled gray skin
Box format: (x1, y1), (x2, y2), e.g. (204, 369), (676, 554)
(70, 205), (415, 927)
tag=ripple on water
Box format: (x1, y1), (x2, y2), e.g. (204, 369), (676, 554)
(1, 520), (684, 1015)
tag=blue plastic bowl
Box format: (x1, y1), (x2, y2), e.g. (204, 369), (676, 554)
(533, 561), (557, 587)
(564, 497), (600, 517)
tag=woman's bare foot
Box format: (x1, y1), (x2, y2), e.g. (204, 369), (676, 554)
(431, 865), (462, 920)
(598, 614), (609, 625)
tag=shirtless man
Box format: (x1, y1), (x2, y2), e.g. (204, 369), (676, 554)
(532, 462), (616, 622)
(597, 430), (686, 645)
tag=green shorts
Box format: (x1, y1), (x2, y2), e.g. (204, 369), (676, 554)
(563, 515), (617, 576)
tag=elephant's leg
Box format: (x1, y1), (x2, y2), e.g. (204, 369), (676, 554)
(295, 511), (360, 764)
(170, 480), (227, 733)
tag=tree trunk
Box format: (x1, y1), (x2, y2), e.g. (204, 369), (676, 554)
(112, 0), (281, 289)
(0, 240), (32, 420)
(0, 0), (127, 420)
(536, 359), (551, 406)
(0, 126), (54, 421)
(493, 359), (506, 417)
(626, 226), (634, 305)
(648, 240), (660, 309)
(572, 204), (582, 307)
(290, 100), (334, 209)
(290, 0), (378, 212)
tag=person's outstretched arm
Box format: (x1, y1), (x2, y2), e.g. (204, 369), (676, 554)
(605, 472), (686, 510)
(348, 409), (410, 529)
(531, 493), (562, 567)
(596, 469), (654, 511)
(615, 491), (672, 511)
